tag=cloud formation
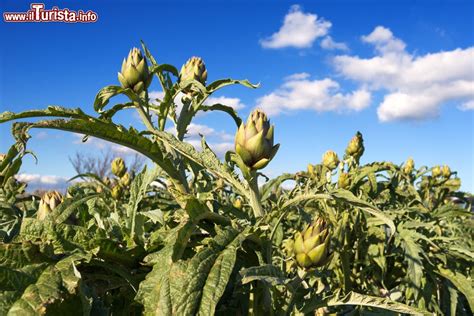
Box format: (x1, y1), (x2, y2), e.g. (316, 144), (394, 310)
(260, 5), (332, 49)
(333, 26), (474, 121)
(256, 74), (371, 116)
(320, 36), (349, 51)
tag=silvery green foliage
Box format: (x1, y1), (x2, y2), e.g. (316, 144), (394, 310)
(0, 44), (472, 315)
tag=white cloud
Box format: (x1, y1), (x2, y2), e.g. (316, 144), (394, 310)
(256, 74), (371, 116)
(16, 173), (70, 191)
(260, 5), (331, 49)
(333, 26), (474, 121)
(285, 72), (310, 81)
(320, 36), (348, 51)
(459, 100), (474, 111)
(205, 96), (245, 110)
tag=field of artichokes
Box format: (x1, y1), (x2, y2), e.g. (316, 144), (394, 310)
(0, 44), (472, 315)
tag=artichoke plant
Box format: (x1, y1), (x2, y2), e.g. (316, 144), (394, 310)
(294, 217), (331, 269)
(111, 157), (127, 178)
(180, 56), (207, 94)
(235, 109), (279, 170)
(120, 172), (132, 187)
(322, 150), (339, 170)
(118, 47), (152, 94)
(37, 191), (63, 220)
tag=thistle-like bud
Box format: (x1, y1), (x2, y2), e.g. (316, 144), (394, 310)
(402, 157), (415, 175)
(103, 177), (112, 187)
(111, 158), (127, 178)
(338, 172), (350, 189)
(432, 165), (442, 178)
(235, 109), (279, 170)
(322, 150), (339, 170)
(118, 47), (152, 94)
(441, 165), (451, 178)
(111, 185), (123, 199)
(445, 178), (461, 191)
(37, 191), (63, 220)
(233, 198), (243, 209)
(345, 132), (364, 161)
(120, 172), (132, 187)
(294, 218), (331, 269)
(180, 56), (208, 93)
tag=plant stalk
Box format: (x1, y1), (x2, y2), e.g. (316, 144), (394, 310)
(248, 172), (264, 218)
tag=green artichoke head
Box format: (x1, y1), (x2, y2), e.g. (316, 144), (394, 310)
(111, 185), (123, 199)
(120, 172), (132, 187)
(180, 56), (208, 93)
(338, 172), (350, 189)
(118, 47), (151, 94)
(345, 131), (364, 160)
(322, 150), (339, 170)
(402, 157), (415, 175)
(235, 109), (279, 170)
(441, 165), (451, 178)
(37, 191), (63, 220)
(432, 165), (442, 178)
(111, 157), (127, 178)
(294, 217), (331, 269)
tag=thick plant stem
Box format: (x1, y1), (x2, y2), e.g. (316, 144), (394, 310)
(249, 172), (264, 218)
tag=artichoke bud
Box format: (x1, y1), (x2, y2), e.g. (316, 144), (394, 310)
(402, 157), (415, 174)
(233, 198), (243, 209)
(432, 165), (442, 178)
(111, 185), (123, 199)
(118, 47), (151, 94)
(235, 109), (279, 170)
(441, 165), (451, 178)
(180, 56), (208, 93)
(37, 191), (63, 220)
(345, 132), (364, 160)
(0, 153), (5, 163)
(338, 172), (350, 189)
(111, 158), (127, 178)
(322, 150), (339, 170)
(103, 177), (111, 187)
(294, 218), (331, 269)
(120, 172), (132, 187)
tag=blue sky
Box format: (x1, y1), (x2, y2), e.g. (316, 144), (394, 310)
(1, 0), (473, 191)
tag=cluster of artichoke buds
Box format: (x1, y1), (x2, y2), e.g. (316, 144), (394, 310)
(322, 150), (339, 170)
(402, 157), (415, 175)
(235, 109), (279, 170)
(118, 47), (152, 94)
(37, 191), (63, 220)
(180, 56), (208, 94)
(109, 157), (133, 199)
(294, 217), (331, 269)
(345, 132), (364, 162)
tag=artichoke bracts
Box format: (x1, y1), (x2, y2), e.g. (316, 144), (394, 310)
(37, 191), (63, 220)
(345, 131), (364, 161)
(235, 109), (279, 170)
(294, 218), (331, 269)
(118, 48), (152, 94)
(180, 56), (207, 94)
(111, 157), (127, 178)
